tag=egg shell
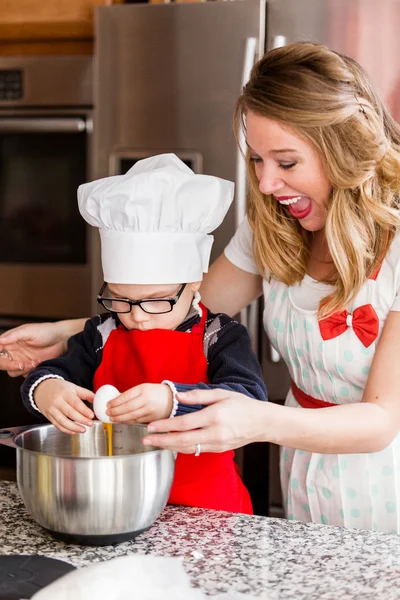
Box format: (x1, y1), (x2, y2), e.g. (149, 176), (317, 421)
(93, 384), (120, 423)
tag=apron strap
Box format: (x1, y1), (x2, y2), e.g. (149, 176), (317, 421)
(292, 381), (336, 409)
(191, 302), (208, 335)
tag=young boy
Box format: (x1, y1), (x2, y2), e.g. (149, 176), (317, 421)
(21, 154), (267, 514)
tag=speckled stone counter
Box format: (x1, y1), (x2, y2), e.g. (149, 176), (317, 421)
(1, 480), (400, 599)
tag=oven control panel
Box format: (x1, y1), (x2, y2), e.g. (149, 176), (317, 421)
(0, 70), (23, 101)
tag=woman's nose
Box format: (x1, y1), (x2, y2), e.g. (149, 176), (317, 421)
(258, 167), (285, 196)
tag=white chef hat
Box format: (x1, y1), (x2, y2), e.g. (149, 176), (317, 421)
(78, 153), (234, 284)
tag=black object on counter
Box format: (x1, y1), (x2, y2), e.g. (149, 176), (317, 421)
(0, 555), (76, 599)
(47, 526), (148, 546)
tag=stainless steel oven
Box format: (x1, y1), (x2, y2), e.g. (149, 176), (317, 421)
(0, 56), (93, 322)
(0, 57), (94, 472)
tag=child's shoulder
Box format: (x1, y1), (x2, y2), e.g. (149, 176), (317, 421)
(84, 313), (118, 344)
(204, 308), (237, 329)
(85, 312), (117, 328)
(203, 307), (247, 350)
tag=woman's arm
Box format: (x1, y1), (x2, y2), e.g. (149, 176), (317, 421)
(0, 318), (88, 375)
(200, 254), (263, 316)
(144, 311), (400, 455)
(265, 309), (400, 454)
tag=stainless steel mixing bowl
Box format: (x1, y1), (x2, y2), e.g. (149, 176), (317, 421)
(0, 423), (175, 545)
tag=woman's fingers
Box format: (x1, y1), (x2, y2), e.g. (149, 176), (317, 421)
(143, 426), (223, 454)
(0, 351), (33, 373)
(143, 391), (261, 453)
(3, 365), (24, 376)
(176, 388), (228, 406)
(147, 405), (214, 433)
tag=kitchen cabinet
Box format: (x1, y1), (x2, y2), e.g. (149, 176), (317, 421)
(0, 0), (123, 55)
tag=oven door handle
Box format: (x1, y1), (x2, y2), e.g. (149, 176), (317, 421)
(0, 117), (88, 134)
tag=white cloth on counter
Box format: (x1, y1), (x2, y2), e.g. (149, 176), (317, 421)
(31, 554), (258, 600)
(78, 153), (234, 284)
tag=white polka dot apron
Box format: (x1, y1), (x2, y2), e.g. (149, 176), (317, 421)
(263, 239), (400, 534)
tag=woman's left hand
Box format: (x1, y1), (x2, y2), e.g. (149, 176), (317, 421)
(143, 388), (266, 454)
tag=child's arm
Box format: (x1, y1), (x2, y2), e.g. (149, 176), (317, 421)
(21, 314), (112, 417)
(106, 314), (267, 425)
(167, 314), (267, 416)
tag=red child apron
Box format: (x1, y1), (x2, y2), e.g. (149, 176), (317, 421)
(93, 305), (253, 514)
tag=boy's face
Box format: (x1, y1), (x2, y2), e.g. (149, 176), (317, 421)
(105, 281), (201, 331)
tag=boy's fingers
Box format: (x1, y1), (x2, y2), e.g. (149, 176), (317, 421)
(50, 408), (84, 434)
(49, 419), (73, 435)
(64, 404), (93, 426)
(111, 407), (148, 422)
(107, 399), (144, 417)
(70, 393), (95, 419)
(108, 387), (141, 408)
(73, 385), (95, 403)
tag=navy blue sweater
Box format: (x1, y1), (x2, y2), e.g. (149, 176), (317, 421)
(21, 306), (267, 417)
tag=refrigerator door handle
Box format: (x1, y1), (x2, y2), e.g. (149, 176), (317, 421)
(236, 37), (257, 334)
(235, 37), (281, 362)
(235, 36), (257, 231)
(271, 35), (287, 49)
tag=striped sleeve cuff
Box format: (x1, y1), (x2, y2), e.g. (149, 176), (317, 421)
(161, 380), (178, 418)
(28, 374), (65, 414)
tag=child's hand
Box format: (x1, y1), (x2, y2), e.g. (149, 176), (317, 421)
(34, 378), (95, 435)
(107, 383), (173, 424)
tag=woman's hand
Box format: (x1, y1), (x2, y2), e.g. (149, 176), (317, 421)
(107, 383), (173, 424)
(0, 319), (86, 377)
(143, 388), (266, 453)
(34, 378), (95, 435)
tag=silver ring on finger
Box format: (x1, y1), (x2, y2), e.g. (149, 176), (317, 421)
(194, 443), (201, 457)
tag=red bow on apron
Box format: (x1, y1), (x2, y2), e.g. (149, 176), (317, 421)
(93, 304), (253, 514)
(318, 303), (379, 348)
(317, 262), (382, 348)
(293, 262), (384, 408)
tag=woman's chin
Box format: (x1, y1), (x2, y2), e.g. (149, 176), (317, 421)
(298, 217), (326, 232)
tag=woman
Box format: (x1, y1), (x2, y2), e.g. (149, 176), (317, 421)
(2, 42), (400, 533)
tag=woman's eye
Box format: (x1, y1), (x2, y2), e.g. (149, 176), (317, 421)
(279, 162), (297, 170)
(249, 156), (262, 164)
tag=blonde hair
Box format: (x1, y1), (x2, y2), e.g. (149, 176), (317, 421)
(235, 42), (400, 317)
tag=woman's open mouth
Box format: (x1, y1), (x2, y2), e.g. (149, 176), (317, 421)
(276, 195), (312, 220)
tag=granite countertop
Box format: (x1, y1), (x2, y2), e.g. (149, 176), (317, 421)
(1, 480), (400, 599)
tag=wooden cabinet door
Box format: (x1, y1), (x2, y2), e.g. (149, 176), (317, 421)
(0, 0), (124, 41)
(0, 0), (123, 54)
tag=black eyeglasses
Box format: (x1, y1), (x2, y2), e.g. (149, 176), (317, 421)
(97, 282), (187, 315)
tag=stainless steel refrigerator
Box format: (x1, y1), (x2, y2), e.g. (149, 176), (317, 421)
(93, 0), (400, 515)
